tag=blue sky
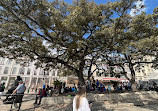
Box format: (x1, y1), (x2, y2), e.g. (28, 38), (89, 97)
(146, 0), (158, 14)
(48, 0), (158, 15)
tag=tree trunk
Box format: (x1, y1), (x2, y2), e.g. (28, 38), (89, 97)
(129, 63), (136, 85)
(125, 54), (137, 91)
(78, 71), (85, 86)
(77, 59), (85, 86)
(128, 59), (137, 90)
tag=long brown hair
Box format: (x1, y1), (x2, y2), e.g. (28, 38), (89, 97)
(76, 86), (86, 110)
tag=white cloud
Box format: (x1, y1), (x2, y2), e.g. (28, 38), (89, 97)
(130, 0), (147, 16)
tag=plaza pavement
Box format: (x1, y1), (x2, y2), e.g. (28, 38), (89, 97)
(1, 97), (158, 111)
(1, 91), (158, 111)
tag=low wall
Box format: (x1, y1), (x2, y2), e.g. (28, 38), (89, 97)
(42, 91), (158, 106)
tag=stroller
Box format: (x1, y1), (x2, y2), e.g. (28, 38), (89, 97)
(3, 94), (16, 111)
(3, 85), (16, 103)
(3, 93), (24, 111)
(3, 76), (22, 103)
(3, 86), (23, 111)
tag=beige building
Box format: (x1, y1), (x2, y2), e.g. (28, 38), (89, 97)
(1, 56), (157, 88)
(90, 57), (158, 82)
(0, 57), (66, 88)
(135, 56), (158, 81)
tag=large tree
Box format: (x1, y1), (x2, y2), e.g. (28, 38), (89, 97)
(98, 7), (158, 84)
(0, 0), (157, 85)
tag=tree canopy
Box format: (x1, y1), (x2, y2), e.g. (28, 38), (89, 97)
(0, 0), (157, 85)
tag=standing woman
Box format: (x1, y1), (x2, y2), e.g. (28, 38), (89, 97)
(73, 86), (91, 111)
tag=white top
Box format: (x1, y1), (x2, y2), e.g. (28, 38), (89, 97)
(73, 96), (91, 111)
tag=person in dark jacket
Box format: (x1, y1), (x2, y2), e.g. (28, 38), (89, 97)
(0, 83), (5, 99)
(3, 76), (22, 102)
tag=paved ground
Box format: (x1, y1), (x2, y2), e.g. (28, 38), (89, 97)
(0, 93), (37, 111)
(104, 103), (158, 111)
(1, 93), (158, 111)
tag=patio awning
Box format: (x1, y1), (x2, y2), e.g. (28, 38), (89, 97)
(102, 77), (128, 82)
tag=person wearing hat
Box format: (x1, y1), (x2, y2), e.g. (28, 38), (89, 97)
(12, 80), (26, 111)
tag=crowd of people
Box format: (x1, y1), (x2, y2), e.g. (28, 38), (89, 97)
(138, 81), (158, 91)
(86, 77), (132, 93)
(30, 79), (133, 98)
(1, 75), (158, 111)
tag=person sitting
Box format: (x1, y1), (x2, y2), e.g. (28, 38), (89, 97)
(74, 87), (77, 92)
(103, 86), (107, 92)
(61, 86), (64, 94)
(12, 80), (26, 111)
(72, 87), (75, 92)
(73, 86), (92, 111)
(34, 86), (47, 105)
(108, 85), (111, 91)
(69, 87), (72, 92)
(34, 88), (42, 105)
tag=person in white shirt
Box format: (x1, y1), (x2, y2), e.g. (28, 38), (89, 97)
(12, 80), (26, 111)
(73, 86), (91, 111)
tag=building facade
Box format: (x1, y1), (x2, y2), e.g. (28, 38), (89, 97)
(0, 57), (65, 88)
(90, 57), (158, 82)
(0, 56), (157, 88)
(134, 56), (158, 81)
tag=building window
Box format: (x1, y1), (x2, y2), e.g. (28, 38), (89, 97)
(34, 70), (36, 75)
(16, 61), (20, 65)
(0, 66), (2, 74)
(52, 70), (54, 76)
(39, 69), (44, 75)
(27, 68), (31, 75)
(1, 76), (7, 81)
(12, 67), (17, 74)
(45, 71), (49, 76)
(144, 73), (146, 76)
(0, 58), (4, 64)
(7, 59), (11, 65)
(4, 67), (9, 74)
(29, 62), (32, 66)
(19, 68), (25, 75)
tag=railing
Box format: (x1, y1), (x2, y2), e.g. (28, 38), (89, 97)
(0, 93), (38, 111)
(0, 93), (37, 96)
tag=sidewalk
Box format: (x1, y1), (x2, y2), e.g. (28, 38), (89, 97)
(1, 97), (158, 111)
(0, 97), (35, 111)
(0, 92), (37, 111)
(1, 91), (158, 111)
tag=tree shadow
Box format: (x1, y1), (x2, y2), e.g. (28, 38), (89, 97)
(33, 102), (115, 111)
(87, 91), (158, 111)
(21, 91), (158, 111)
(91, 101), (115, 111)
(111, 91), (158, 111)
